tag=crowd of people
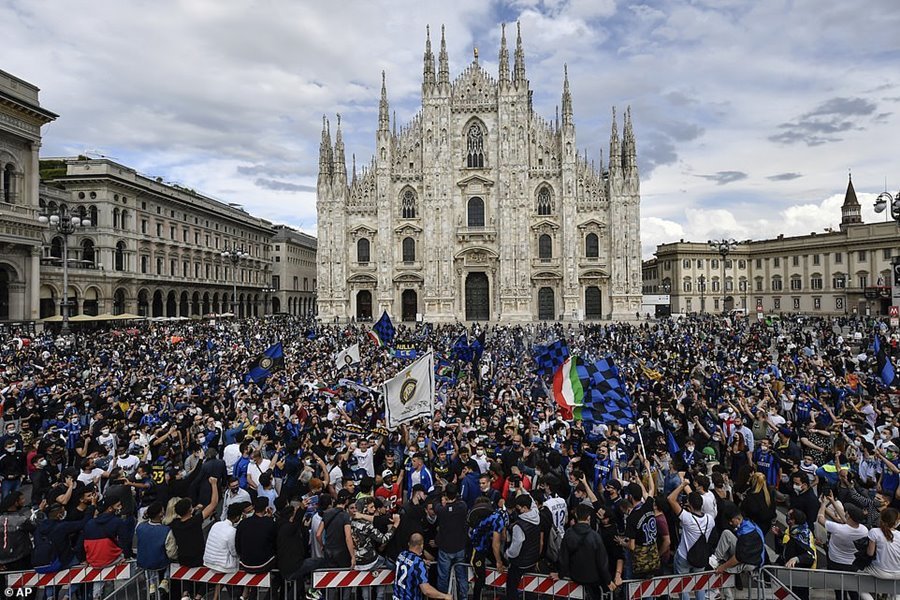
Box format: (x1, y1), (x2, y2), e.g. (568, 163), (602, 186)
(1, 313), (900, 600)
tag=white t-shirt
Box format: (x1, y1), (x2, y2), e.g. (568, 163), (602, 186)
(677, 510), (714, 559)
(116, 454), (140, 477)
(701, 491), (718, 520)
(869, 527), (900, 571)
(78, 468), (104, 486)
(328, 464), (343, 489)
(825, 521), (868, 565)
(247, 459), (270, 489)
(353, 447), (375, 478)
(544, 496), (568, 535)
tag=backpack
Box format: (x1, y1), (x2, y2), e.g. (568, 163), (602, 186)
(0, 513), (32, 563)
(734, 521), (766, 567)
(165, 530), (179, 561)
(686, 513), (711, 568)
(31, 523), (57, 568)
(545, 525), (563, 564)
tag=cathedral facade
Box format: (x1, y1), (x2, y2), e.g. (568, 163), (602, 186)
(316, 24), (642, 323)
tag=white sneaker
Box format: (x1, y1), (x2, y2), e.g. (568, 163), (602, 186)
(709, 555), (720, 568)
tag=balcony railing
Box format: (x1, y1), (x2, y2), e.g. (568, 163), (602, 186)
(40, 257), (101, 270)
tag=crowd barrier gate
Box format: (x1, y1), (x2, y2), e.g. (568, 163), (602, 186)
(755, 566), (900, 600)
(627, 571), (735, 600)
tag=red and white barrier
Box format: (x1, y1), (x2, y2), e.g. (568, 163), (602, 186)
(169, 564), (271, 587)
(628, 571), (734, 600)
(313, 566), (583, 597)
(312, 568), (395, 589)
(8, 562), (132, 587)
(484, 570), (584, 598)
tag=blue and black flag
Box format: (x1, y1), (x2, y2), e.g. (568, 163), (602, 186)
(245, 342), (285, 385)
(533, 339), (569, 377)
(369, 311), (395, 347)
(875, 334), (896, 387)
(585, 357), (635, 427)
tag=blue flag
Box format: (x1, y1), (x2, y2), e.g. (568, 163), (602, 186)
(452, 334), (474, 362)
(580, 357), (635, 427)
(244, 342), (285, 385)
(369, 311), (395, 347)
(471, 330), (486, 363)
(875, 335), (896, 387)
(533, 339), (569, 377)
(666, 429), (680, 455)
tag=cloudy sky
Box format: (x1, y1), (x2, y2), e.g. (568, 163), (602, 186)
(4, 0), (900, 257)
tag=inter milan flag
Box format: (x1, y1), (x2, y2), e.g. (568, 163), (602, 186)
(245, 342), (285, 384)
(552, 355), (634, 426)
(875, 334), (896, 387)
(452, 334), (474, 362)
(368, 311), (395, 347)
(533, 339), (570, 377)
(588, 357), (635, 426)
(666, 429), (680, 455)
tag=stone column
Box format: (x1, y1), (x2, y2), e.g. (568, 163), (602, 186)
(29, 246), (40, 320)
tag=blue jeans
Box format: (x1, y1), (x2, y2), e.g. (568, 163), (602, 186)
(674, 551), (707, 600)
(1, 477), (21, 500)
(437, 549), (468, 600)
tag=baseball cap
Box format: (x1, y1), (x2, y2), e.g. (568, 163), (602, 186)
(382, 469), (394, 479)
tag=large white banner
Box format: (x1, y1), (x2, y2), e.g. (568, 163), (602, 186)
(333, 343), (360, 370)
(382, 351), (434, 429)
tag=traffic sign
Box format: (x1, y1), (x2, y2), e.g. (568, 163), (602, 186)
(890, 306), (899, 318)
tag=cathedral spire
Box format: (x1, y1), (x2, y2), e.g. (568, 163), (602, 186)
(351, 153), (357, 185)
(333, 113), (347, 186)
(423, 25), (435, 89)
(609, 107), (620, 174)
(513, 21), (527, 87)
(438, 25), (450, 86)
(622, 106), (637, 172)
(561, 64), (573, 126)
(498, 23), (510, 84)
(318, 115), (333, 186)
(378, 71), (389, 133)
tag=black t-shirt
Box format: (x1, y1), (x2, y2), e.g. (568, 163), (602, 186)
(170, 512), (205, 567)
(322, 508), (352, 567)
(538, 506), (552, 558)
(625, 501), (657, 547)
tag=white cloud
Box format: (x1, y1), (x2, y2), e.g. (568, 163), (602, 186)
(0, 0), (897, 254)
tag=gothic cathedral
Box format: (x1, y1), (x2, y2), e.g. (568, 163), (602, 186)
(316, 24), (642, 323)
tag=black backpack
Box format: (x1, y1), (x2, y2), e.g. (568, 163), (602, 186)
(686, 513), (711, 568)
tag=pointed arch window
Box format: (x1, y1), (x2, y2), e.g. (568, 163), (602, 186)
(401, 189), (417, 219)
(537, 186), (553, 215)
(466, 123), (485, 168)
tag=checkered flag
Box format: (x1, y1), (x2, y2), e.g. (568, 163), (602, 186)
(533, 339), (569, 377)
(582, 357), (635, 426)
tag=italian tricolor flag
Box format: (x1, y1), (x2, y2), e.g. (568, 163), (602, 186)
(552, 356), (585, 420)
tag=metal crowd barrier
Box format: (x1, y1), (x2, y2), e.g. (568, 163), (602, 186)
(308, 565), (585, 598)
(626, 570), (736, 600)
(756, 566), (900, 600)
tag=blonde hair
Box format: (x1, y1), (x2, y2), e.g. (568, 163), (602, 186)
(163, 497), (181, 525)
(749, 472), (771, 507)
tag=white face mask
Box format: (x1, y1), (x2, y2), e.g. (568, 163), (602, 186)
(793, 484), (803, 494)
(476, 450), (485, 457)
(102, 429), (110, 435)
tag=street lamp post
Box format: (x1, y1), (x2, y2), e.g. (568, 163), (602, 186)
(220, 244), (249, 317)
(698, 274), (706, 313)
(709, 239), (738, 313)
(875, 190), (900, 315)
(38, 205), (90, 333)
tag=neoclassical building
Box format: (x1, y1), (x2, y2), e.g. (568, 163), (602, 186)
(643, 176), (900, 317)
(271, 225), (317, 316)
(39, 158), (275, 319)
(316, 24), (642, 322)
(0, 69), (57, 324)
